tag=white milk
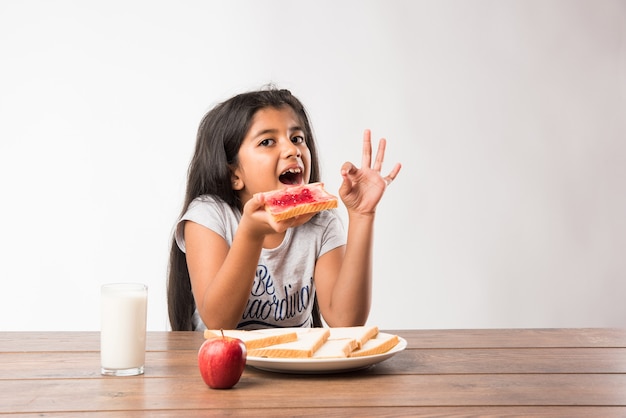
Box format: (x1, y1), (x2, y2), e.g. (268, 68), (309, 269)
(100, 283), (148, 376)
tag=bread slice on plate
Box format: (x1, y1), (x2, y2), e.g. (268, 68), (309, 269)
(204, 329), (298, 350)
(327, 326), (379, 349)
(349, 333), (400, 357)
(248, 328), (331, 358)
(312, 338), (358, 359)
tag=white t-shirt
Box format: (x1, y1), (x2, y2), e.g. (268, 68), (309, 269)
(175, 195), (346, 331)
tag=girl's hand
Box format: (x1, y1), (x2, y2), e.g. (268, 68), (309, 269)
(339, 130), (401, 215)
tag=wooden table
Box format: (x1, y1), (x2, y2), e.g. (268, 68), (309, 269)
(1, 329), (626, 416)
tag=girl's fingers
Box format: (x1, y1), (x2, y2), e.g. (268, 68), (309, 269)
(383, 162), (402, 186)
(373, 138), (387, 172)
(363, 130), (387, 173)
(356, 130), (401, 186)
(340, 162), (357, 181)
(361, 129), (372, 169)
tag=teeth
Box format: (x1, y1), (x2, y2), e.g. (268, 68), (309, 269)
(281, 168), (302, 175)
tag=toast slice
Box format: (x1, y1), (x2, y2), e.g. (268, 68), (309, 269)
(248, 328), (331, 358)
(204, 329), (298, 350)
(349, 333), (400, 357)
(312, 338), (358, 359)
(328, 326), (379, 349)
(260, 182), (338, 222)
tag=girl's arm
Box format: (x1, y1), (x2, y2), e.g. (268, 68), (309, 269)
(184, 194), (304, 329)
(314, 130), (401, 326)
(184, 217), (262, 329)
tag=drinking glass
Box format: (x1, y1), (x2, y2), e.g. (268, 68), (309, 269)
(100, 283), (148, 376)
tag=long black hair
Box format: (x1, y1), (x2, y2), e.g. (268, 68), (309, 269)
(167, 87), (321, 330)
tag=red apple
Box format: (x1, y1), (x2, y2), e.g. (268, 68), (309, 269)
(198, 331), (247, 389)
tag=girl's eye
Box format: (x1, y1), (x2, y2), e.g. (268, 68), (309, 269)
(291, 135), (305, 144)
(259, 139), (275, 147)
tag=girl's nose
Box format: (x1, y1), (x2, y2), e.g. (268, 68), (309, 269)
(282, 139), (301, 158)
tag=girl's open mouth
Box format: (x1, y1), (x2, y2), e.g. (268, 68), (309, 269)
(279, 167), (303, 185)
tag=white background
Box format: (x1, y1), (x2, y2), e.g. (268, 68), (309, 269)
(1, 0), (624, 331)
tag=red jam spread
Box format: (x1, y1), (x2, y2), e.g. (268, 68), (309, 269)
(269, 188), (315, 207)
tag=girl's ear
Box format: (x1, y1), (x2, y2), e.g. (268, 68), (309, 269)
(230, 167), (244, 191)
(231, 178), (243, 191)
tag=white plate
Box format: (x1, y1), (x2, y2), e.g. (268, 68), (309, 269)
(246, 333), (407, 374)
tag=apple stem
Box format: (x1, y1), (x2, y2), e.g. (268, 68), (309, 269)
(220, 329), (224, 338)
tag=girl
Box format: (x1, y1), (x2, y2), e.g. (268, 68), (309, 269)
(167, 87), (401, 331)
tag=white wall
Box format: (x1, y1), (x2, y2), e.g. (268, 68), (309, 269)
(1, 0), (624, 331)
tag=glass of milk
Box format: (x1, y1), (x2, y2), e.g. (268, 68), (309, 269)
(100, 283), (148, 376)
